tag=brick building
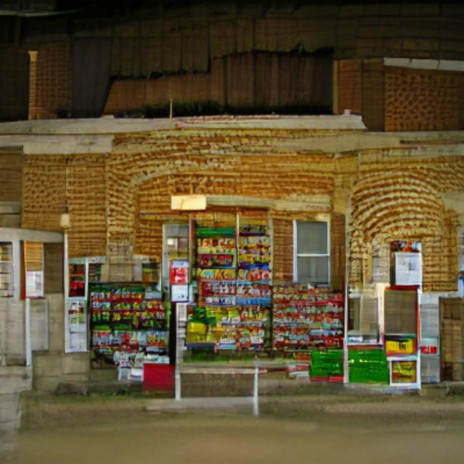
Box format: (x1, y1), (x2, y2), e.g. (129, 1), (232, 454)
(0, 1), (463, 392)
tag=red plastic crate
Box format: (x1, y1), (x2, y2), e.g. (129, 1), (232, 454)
(143, 363), (174, 391)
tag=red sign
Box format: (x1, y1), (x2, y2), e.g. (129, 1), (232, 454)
(420, 345), (437, 354)
(170, 260), (189, 284)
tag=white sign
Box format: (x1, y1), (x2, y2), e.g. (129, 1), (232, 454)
(26, 271), (44, 298)
(395, 252), (422, 286)
(65, 298), (88, 353)
(171, 284), (189, 302)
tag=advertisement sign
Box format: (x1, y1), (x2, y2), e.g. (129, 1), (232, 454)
(395, 252), (422, 286)
(24, 242), (44, 298)
(170, 260), (189, 285)
(65, 298), (88, 353)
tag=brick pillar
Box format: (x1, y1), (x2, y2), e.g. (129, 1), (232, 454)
(28, 50), (38, 120)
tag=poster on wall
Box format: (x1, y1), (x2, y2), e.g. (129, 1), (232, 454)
(65, 298), (88, 353)
(170, 260), (189, 285)
(69, 259), (86, 297)
(395, 252), (422, 286)
(24, 242), (44, 298)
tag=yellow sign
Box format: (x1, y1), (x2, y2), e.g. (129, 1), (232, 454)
(386, 337), (416, 355)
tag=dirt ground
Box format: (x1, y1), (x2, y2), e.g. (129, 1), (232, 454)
(6, 393), (464, 464)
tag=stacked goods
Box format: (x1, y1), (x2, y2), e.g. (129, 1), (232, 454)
(90, 283), (167, 364)
(391, 360), (417, 384)
(310, 349), (343, 382)
(190, 219), (272, 352)
(348, 349), (389, 384)
(273, 285), (344, 351)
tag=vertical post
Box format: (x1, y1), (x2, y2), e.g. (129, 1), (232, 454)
(63, 230), (69, 301)
(343, 201), (351, 384)
(253, 365), (259, 416)
(63, 230), (69, 353)
(174, 302), (180, 402)
(28, 50), (38, 120)
(175, 365), (181, 401)
(175, 303), (186, 401)
(25, 298), (32, 367)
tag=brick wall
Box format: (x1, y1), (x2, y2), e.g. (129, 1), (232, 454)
(0, 48), (29, 121)
(29, 42), (72, 119)
(349, 154), (464, 291)
(384, 67), (464, 131)
(20, 127), (464, 291)
(0, 152), (22, 202)
(337, 60), (464, 131)
(337, 60), (362, 115)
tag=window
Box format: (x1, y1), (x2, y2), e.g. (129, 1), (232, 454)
(294, 221), (330, 287)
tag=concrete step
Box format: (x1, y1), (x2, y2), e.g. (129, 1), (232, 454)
(146, 396), (255, 413)
(0, 366), (32, 395)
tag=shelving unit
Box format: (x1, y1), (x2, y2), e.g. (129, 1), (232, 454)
(187, 215), (272, 352)
(272, 285), (344, 351)
(90, 283), (167, 365)
(0, 242), (13, 297)
(384, 285), (421, 389)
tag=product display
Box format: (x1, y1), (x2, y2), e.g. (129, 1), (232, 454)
(90, 283), (167, 364)
(273, 285), (344, 350)
(188, 218), (272, 352)
(391, 359), (417, 383)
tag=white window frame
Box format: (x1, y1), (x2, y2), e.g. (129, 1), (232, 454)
(293, 220), (330, 287)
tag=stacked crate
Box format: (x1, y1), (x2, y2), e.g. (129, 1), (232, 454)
(310, 349), (343, 382)
(348, 349), (389, 384)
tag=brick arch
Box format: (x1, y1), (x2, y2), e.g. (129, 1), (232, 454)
(350, 172), (446, 262)
(107, 144), (337, 253)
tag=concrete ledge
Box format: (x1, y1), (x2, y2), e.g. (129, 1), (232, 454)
(146, 396), (254, 413)
(180, 367), (259, 397)
(0, 366), (32, 394)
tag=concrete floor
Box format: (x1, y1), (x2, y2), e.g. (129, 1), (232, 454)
(7, 389), (464, 464)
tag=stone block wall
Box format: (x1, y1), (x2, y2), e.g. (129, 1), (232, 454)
(32, 293), (90, 393)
